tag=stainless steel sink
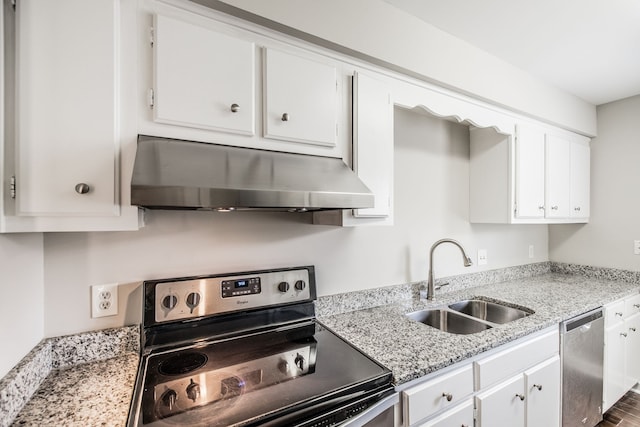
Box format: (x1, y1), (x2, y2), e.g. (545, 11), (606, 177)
(448, 299), (533, 324)
(406, 299), (534, 334)
(406, 309), (492, 334)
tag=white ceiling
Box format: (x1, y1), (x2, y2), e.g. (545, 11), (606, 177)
(383, 0), (640, 106)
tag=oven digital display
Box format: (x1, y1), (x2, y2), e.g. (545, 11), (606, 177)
(222, 277), (261, 298)
(235, 279), (249, 288)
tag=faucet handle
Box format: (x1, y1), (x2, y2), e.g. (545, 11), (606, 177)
(435, 282), (450, 291)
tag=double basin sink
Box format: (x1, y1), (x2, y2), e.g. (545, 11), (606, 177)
(407, 299), (534, 335)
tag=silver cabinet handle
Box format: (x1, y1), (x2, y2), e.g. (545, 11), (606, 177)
(630, 327), (637, 332)
(533, 384), (542, 391)
(515, 394), (525, 401)
(621, 332), (628, 337)
(538, 205), (545, 210)
(634, 304), (640, 309)
(75, 183), (90, 194)
(615, 312), (624, 317)
(574, 207), (581, 211)
(551, 206), (559, 210)
(230, 103), (240, 113)
(442, 392), (453, 402)
(281, 113), (290, 121)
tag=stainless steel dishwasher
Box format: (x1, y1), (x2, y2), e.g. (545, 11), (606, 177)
(561, 307), (604, 427)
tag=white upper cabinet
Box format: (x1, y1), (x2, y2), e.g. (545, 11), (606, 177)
(545, 134), (572, 218)
(152, 14), (255, 135)
(263, 48), (338, 147)
(470, 123), (590, 224)
(139, 2), (347, 159)
(514, 125), (546, 219)
(2, 0), (139, 232)
(570, 141), (590, 218)
(312, 70), (394, 227)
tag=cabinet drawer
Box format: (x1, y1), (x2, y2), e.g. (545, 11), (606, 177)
(625, 294), (640, 317)
(606, 299), (626, 327)
(402, 364), (473, 425)
(474, 329), (558, 390)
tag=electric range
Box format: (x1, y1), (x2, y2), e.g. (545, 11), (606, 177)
(127, 266), (394, 427)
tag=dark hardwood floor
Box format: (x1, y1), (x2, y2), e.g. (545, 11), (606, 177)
(597, 391), (640, 427)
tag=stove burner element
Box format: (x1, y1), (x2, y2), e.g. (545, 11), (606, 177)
(159, 352), (208, 376)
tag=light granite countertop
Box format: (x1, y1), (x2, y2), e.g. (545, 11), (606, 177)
(318, 272), (640, 386)
(10, 353), (138, 427)
(5, 266), (640, 425)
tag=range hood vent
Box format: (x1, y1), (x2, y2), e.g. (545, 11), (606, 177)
(131, 135), (374, 212)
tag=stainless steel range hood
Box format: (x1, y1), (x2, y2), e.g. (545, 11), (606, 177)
(131, 135), (374, 212)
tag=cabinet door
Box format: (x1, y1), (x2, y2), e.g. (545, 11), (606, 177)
(604, 322), (627, 411)
(418, 399), (474, 427)
(352, 72), (393, 218)
(263, 48), (338, 147)
(545, 135), (571, 218)
(525, 356), (560, 427)
(153, 14), (255, 135)
(625, 313), (640, 388)
(17, 0), (120, 216)
(570, 141), (590, 218)
(476, 375), (526, 427)
(514, 125), (545, 219)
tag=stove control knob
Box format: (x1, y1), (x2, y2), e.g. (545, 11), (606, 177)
(294, 280), (306, 291)
(278, 360), (290, 374)
(162, 294), (178, 310)
(277, 281), (290, 293)
(161, 389), (177, 410)
(294, 353), (305, 370)
(186, 292), (201, 314)
(186, 379), (200, 402)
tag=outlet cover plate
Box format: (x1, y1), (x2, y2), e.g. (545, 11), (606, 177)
(477, 249), (487, 266)
(91, 283), (118, 318)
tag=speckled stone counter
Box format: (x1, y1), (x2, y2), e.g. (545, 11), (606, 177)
(318, 272), (640, 386)
(0, 326), (139, 427)
(10, 353), (138, 427)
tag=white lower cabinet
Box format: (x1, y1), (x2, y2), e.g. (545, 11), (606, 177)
(417, 399), (474, 427)
(603, 293), (640, 411)
(475, 356), (560, 427)
(400, 328), (560, 427)
(401, 364), (474, 426)
(476, 374), (526, 427)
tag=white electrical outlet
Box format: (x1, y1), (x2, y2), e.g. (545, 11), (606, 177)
(529, 245), (535, 259)
(477, 249), (487, 266)
(91, 283), (118, 318)
(634, 240), (640, 255)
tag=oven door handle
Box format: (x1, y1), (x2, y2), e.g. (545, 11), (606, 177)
(340, 391), (399, 426)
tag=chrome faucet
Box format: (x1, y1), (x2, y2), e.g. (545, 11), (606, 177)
(425, 238), (473, 300)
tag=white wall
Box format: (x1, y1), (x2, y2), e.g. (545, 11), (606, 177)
(549, 95), (640, 269)
(214, 0), (596, 135)
(41, 108), (548, 337)
(0, 233), (44, 378)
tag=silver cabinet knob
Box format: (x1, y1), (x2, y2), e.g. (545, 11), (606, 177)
(75, 183), (90, 194)
(621, 332), (628, 338)
(442, 392), (453, 402)
(551, 205), (559, 210)
(630, 327), (637, 332)
(515, 393), (525, 401)
(533, 384), (542, 391)
(230, 103), (240, 113)
(538, 205), (545, 210)
(281, 113), (290, 122)
(615, 312), (624, 317)
(574, 206), (581, 211)
(634, 304), (640, 309)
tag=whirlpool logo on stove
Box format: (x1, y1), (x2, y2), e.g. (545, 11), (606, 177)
(236, 299), (249, 305)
